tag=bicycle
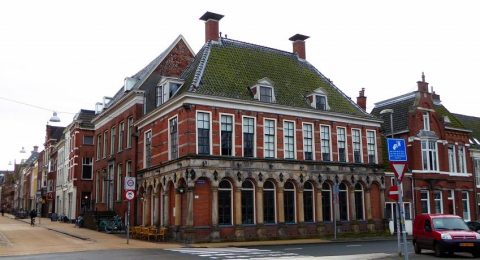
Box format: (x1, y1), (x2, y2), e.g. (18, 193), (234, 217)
(99, 215), (124, 233)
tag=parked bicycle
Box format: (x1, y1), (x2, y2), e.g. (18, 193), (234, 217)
(98, 215), (124, 233)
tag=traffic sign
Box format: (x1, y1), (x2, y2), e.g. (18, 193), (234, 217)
(391, 162), (408, 182)
(124, 177), (136, 191)
(387, 138), (407, 162)
(388, 185), (399, 201)
(125, 190), (135, 200)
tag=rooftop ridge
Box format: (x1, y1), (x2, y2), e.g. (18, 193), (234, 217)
(374, 91), (416, 108)
(220, 37), (297, 59)
(190, 41), (212, 91)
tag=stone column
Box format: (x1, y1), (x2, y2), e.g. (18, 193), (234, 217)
(210, 187), (220, 241)
(297, 188), (306, 237)
(234, 188), (244, 241)
(163, 191), (169, 226)
(256, 187), (265, 239)
(153, 193), (159, 226)
(174, 192), (181, 226)
(186, 188), (194, 227)
(277, 186), (286, 238)
(380, 188), (386, 219)
(365, 188), (375, 232)
(350, 188), (356, 220)
(315, 189), (325, 234)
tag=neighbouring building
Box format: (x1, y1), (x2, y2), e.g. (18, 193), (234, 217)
(372, 74), (476, 223)
(44, 125), (65, 216)
(134, 12), (386, 242)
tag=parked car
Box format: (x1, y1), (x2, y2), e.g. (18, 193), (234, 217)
(467, 221), (480, 233)
(413, 214), (480, 257)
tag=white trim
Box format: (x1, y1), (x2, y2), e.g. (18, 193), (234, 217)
(423, 112), (430, 131)
(93, 92), (144, 130)
(351, 128), (363, 163)
(283, 120), (296, 160)
(458, 145), (467, 173)
(420, 190), (430, 214)
(302, 122), (315, 161)
(448, 144), (457, 173)
(366, 129), (377, 164)
(196, 111), (213, 155)
(433, 190), (443, 214)
(144, 129), (152, 168)
(448, 189), (456, 215)
(167, 115), (179, 160)
(219, 113), (236, 157)
(242, 116), (257, 158)
(462, 191), (471, 221)
(412, 170), (472, 177)
(218, 179), (233, 226)
(263, 118), (277, 159)
(336, 126), (348, 162)
(320, 124), (332, 161)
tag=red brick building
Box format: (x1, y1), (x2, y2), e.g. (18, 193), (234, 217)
(91, 35), (194, 225)
(134, 12), (386, 242)
(372, 74), (476, 222)
(44, 125), (65, 216)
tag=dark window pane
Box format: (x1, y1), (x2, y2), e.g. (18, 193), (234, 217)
(242, 188), (254, 224)
(218, 190), (231, 225)
(304, 190), (314, 222)
(198, 129), (210, 155)
(221, 131), (232, 156)
(244, 133), (254, 157)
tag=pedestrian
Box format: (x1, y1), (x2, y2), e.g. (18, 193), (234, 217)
(29, 209), (37, 226)
(1, 206), (4, 216)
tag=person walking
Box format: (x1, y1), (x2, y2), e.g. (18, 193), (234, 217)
(1, 206), (4, 216)
(29, 209), (37, 226)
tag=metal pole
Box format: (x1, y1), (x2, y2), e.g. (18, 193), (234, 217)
(399, 182), (409, 260)
(127, 200), (130, 244)
(389, 112), (402, 256)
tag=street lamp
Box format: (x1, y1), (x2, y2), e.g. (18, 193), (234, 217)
(380, 109), (394, 138)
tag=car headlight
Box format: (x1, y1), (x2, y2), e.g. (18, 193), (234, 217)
(475, 233), (480, 240)
(441, 233), (452, 240)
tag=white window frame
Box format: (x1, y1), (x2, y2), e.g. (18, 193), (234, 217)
(118, 122), (124, 152)
(144, 129), (152, 168)
(196, 111), (213, 155)
(242, 116), (257, 158)
(263, 180), (277, 224)
(168, 115), (179, 160)
(303, 181), (315, 223)
(263, 118), (277, 159)
(218, 179), (233, 226)
(96, 134), (102, 160)
(462, 191), (471, 221)
(336, 126), (348, 162)
(81, 157), (93, 180)
(283, 120), (296, 159)
(110, 126), (116, 155)
(475, 158), (480, 188)
(103, 130), (108, 158)
(457, 146), (467, 173)
(423, 112), (430, 131)
(250, 78), (276, 103)
(421, 139), (439, 171)
(434, 190), (443, 214)
(320, 124), (332, 161)
(302, 122), (315, 161)
(156, 85), (165, 107)
(366, 130), (377, 164)
(126, 160), (132, 177)
(314, 94), (328, 111)
(220, 113), (235, 157)
(448, 144), (457, 173)
(420, 190), (430, 214)
(352, 128), (363, 163)
(448, 189), (456, 215)
(259, 85), (274, 103)
(116, 164), (122, 201)
(241, 179), (256, 225)
(127, 117), (133, 148)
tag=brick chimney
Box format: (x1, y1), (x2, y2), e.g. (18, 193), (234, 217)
(289, 34), (309, 59)
(199, 11), (224, 43)
(33, 146), (39, 153)
(417, 72), (429, 93)
(356, 88), (367, 110)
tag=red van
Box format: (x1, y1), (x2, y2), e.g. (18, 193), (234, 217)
(413, 214), (480, 257)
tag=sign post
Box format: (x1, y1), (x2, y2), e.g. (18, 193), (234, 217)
(124, 177), (136, 245)
(387, 138), (409, 260)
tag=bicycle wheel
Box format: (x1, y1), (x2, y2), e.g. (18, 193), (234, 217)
(104, 223), (113, 233)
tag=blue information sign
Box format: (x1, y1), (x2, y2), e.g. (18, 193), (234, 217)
(387, 138), (407, 162)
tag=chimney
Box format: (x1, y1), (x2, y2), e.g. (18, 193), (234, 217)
(356, 88), (367, 110)
(417, 72), (429, 93)
(200, 11), (224, 43)
(33, 146), (39, 153)
(289, 34), (309, 59)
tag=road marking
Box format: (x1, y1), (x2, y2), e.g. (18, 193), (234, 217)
(346, 244), (361, 247)
(166, 247), (309, 259)
(285, 248), (303, 250)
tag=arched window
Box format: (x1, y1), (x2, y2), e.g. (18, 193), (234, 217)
(322, 183), (332, 221)
(263, 180), (276, 224)
(339, 183), (349, 221)
(303, 182), (314, 222)
(218, 179), (232, 225)
(284, 181), (296, 223)
(354, 183), (364, 220)
(241, 180), (255, 224)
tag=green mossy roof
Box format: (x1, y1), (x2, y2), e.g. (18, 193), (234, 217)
(180, 39), (369, 118)
(434, 104), (465, 129)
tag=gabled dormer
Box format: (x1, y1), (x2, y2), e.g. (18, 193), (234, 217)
(156, 77), (184, 107)
(250, 78), (276, 103)
(307, 88), (329, 111)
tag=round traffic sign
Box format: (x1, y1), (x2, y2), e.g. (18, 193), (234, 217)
(388, 185), (399, 201)
(125, 190), (135, 200)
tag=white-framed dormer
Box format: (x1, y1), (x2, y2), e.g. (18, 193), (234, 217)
(307, 88), (330, 111)
(250, 77), (276, 103)
(263, 117), (277, 159)
(283, 120), (296, 160)
(156, 76), (184, 107)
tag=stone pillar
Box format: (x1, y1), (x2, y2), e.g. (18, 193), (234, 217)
(174, 192), (181, 226)
(256, 187), (265, 239)
(315, 188), (325, 234)
(365, 188), (375, 232)
(234, 188), (244, 240)
(163, 191), (169, 226)
(186, 188), (194, 227)
(277, 187), (286, 238)
(297, 188), (306, 237)
(210, 187), (220, 241)
(350, 188), (356, 220)
(153, 193), (159, 226)
(380, 188), (386, 219)
(145, 194), (151, 226)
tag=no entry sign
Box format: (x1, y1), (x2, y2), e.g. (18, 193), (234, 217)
(388, 185), (399, 201)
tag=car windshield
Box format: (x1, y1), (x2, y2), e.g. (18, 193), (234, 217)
(433, 217), (469, 231)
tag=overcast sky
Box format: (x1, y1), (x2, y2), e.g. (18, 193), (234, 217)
(1, 0), (480, 169)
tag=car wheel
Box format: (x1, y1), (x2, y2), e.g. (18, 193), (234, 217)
(414, 242), (422, 254)
(472, 251), (480, 258)
(434, 243), (443, 257)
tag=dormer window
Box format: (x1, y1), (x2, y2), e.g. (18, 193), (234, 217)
(156, 77), (184, 107)
(307, 88), (329, 111)
(250, 77), (276, 103)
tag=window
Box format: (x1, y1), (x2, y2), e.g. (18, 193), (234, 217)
(447, 190), (456, 214)
(103, 130), (108, 158)
(263, 181), (276, 224)
(367, 130), (376, 164)
(218, 179), (232, 225)
(116, 164), (122, 201)
(320, 125), (331, 161)
(241, 180), (255, 224)
(169, 117), (178, 160)
(322, 183), (332, 221)
(82, 157), (93, 179)
(337, 127), (347, 162)
(110, 127), (116, 155)
(284, 181), (296, 223)
(458, 146), (466, 173)
(243, 117), (255, 157)
(423, 112), (430, 131)
(448, 145), (456, 172)
(386, 202), (412, 220)
(264, 119), (275, 158)
(126, 161), (132, 177)
(352, 129), (362, 163)
(315, 95), (327, 110)
(84, 136), (94, 145)
(197, 112), (210, 155)
(127, 117), (133, 148)
(47, 179), (53, 192)
(156, 85), (164, 107)
(420, 190), (430, 214)
(118, 122), (124, 152)
(339, 183), (348, 221)
(475, 159), (480, 188)
(96, 135), (102, 160)
(303, 182), (314, 222)
(354, 183), (364, 220)
(434, 191), (443, 214)
(260, 86), (273, 102)
(221, 115), (233, 156)
(303, 124), (313, 160)
(421, 140), (438, 171)
(462, 191), (470, 221)
(145, 130), (152, 168)
(95, 171), (100, 203)
(284, 121), (295, 159)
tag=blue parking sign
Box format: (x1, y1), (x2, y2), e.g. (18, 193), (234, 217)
(387, 138), (407, 162)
